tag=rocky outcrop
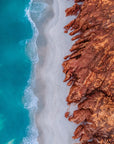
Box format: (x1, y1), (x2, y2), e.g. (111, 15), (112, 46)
(62, 0), (114, 143)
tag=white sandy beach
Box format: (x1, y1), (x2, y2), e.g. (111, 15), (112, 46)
(31, 0), (78, 143)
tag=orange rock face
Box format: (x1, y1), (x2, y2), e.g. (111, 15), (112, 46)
(62, 0), (114, 143)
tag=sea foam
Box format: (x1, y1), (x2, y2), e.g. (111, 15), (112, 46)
(25, 0), (39, 64)
(22, 0), (39, 143)
(22, 0), (48, 143)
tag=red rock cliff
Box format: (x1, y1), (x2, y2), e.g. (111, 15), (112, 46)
(62, 0), (114, 143)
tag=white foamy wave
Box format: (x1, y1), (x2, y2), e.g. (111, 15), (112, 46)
(22, 82), (39, 144)
(24, 86), (38, 111)
(22, 122), (38, 144)
(25, 0), (39, 64)
(22, 0), (39, 144)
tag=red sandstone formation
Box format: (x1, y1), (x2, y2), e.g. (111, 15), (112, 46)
(62, 0), (114, 143)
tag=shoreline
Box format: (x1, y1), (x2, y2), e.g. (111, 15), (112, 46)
(31, 0), (79, 143)
(29, 0), (55, 143)
(22, 0), (39, 143)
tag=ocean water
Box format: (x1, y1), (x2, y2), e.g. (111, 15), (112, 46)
(0, 0), (36, 143)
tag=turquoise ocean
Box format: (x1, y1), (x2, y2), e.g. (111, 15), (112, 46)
(0, 0), (48, 143)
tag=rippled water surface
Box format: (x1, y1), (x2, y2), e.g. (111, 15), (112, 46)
(0, 0), (32, 143)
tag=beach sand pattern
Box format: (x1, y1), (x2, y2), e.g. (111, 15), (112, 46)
(32, 0), (78, 144)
